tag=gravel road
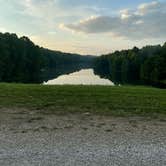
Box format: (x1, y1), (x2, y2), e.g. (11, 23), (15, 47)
(0, 108), (166, 166)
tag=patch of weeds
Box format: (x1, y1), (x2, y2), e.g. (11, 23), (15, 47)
(64, 125), (73, 129)
(159, 119), (166, 122)
(27, 117), (44, 123)
(105, 129), (113, 132)
(82, 127), (88, 131)
(129, 120), (138, 128)
(21, 130), (28, 134)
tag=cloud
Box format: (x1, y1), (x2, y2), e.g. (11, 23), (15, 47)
(138, 1), (161, 15)
(18, 0), (100, 19)
(60, 1), (166, 39)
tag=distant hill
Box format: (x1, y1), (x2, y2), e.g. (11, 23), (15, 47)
(0, 32), (95, 83)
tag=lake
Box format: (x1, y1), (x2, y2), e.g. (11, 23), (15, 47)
(44, 69), (114, 85)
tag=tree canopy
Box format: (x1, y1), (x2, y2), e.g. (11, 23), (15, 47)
(94, 44), (166, 88)
(0, 32), (94, 83)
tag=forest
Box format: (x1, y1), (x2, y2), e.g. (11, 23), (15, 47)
(94, 44), (166, 88)
(0, 32), (166, 88)
(0, 32), (94, 83)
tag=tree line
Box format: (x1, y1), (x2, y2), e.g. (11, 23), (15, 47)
(0, 32), (94, 83)
(94, 44), (166, 88)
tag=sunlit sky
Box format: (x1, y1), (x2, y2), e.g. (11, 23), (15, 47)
(0, 0), (166, 55)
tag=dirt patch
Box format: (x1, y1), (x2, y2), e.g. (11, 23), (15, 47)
(0, 108), (166, 166)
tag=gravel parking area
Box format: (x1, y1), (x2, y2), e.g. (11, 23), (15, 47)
(0, 108), (166, 166)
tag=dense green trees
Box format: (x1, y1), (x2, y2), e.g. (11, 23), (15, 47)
(0, 33), (42, 83)
(94, 44), (166, 88)
(1, 32), (165, 87)
(0, 32), (94, 83)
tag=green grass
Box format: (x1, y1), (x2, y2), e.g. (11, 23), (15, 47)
(0, 83), (165, 116)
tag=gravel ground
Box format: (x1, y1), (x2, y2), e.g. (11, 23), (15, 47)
(0, 108), (166, 166)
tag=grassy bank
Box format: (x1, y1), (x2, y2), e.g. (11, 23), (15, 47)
(0, 83), (165, 116)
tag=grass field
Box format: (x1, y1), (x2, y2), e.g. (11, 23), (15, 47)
(0, 83), (165, 116)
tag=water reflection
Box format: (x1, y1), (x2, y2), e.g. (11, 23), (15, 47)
(44, 69), (114, 85)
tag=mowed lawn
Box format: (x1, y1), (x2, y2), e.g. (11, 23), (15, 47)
(0, 83), (165, 116)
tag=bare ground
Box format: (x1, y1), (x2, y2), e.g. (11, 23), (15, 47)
(0, 108), (166, 166)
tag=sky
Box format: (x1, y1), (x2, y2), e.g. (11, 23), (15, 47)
(0, 0), (166, 55)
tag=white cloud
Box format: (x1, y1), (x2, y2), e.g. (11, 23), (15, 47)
(60, 1), (166, 39)
(17, 0), (99, 19)
(138, 1), (161, 15)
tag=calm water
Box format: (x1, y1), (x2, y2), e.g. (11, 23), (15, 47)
(44, 69), (114, 85)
